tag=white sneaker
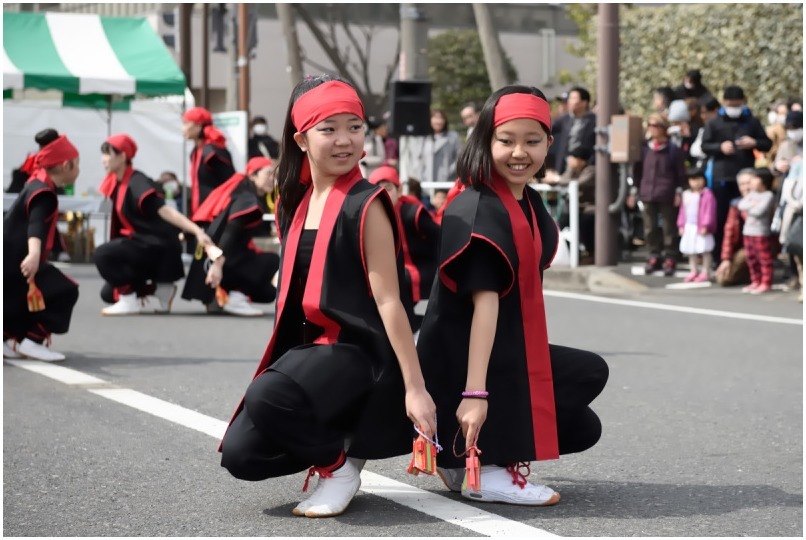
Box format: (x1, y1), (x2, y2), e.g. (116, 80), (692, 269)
(461, 463), (560, 506)
(223, 291), (263, 317)
(292, 457), (364, 518)
(152, 283), (177, 313)
(17, 338), (66, 362)
(57, 252), (71, 263)
(437, 467), (464, 493)
(3, 339), (22, 359)
(102, 293), (141, 316)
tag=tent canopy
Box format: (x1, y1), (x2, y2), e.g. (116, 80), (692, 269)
(3, 12), (186, 97)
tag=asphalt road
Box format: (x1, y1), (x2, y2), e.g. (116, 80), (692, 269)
(4, 264), (802, 537)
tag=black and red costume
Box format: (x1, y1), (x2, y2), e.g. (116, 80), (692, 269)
(183, 107), (236, 216)
(3, 138), (79, 345)
(181, 158), (279, 305)
(95, 135), (183, 301)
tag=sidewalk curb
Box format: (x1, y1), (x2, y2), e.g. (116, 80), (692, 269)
(544, 265), (649, 294)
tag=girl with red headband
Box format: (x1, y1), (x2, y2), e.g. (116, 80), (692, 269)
(181, 156), (280, 316)
(219, 75), (436, 518)
(417, 85), (609, 506)
(368, 164), (440, 331)
(181, 107), (236, 216)
(3, 131), (81, 361)
(95, 134), (215, 316)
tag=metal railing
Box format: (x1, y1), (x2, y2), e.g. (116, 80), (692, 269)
(419, 180), (580, 268)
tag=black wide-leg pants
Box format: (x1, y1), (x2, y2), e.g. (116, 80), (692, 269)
(220, 371), (347, 481)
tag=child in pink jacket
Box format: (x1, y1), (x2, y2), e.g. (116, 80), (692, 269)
(678, 167), (717, 282)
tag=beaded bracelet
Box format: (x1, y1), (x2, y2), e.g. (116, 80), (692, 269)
(462, 390), (489, 399)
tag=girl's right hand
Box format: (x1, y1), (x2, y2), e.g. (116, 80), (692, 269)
(457, 398), (488, 449)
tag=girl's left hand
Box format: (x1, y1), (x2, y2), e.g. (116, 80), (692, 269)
(700, 227), (708, 235)
(20, 252), (40, 282)
(405, 386), (437, 439)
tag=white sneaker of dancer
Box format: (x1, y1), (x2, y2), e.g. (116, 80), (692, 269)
(102, 293), (141, 316)
(293, 457), (365, 518)
(223, 291), (263, 317)
(436, 466), (464, 493)
(17, 338), (66, 362)
(151, 283), (177, 313)
(3, 339), (22, 359)
(461, 463), (560, 506)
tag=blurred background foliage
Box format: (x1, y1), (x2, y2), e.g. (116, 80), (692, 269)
(427, 29), (518, 129)
(567, 3), (803, 117)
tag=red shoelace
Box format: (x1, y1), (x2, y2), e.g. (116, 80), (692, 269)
(302, 466), (334, 493)
(505, 462), (531, 489)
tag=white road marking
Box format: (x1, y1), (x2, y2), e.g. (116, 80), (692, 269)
(4, 359), (106, 385)
(543, 290), (803, 326)
(664, 281), (712, 290)
(5, 360), (557, 538)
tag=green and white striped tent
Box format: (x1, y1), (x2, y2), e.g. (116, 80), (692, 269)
(3, 11), (186, 99)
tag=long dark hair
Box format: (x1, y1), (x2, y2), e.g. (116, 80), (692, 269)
(276, 74), (352, 224)
(456, 85), (551, 188)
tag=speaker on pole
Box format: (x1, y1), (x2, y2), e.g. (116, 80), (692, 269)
(388, 80), (432, 137)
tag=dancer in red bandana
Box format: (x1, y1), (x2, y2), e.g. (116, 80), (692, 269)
(417, 85), (609, 506)
(181, 107), (236, 216)
(94, 134), (215, 316)
(368, 165), (440, 331)
(3, 130), (81, 361)
(219, 75), (436, 518)
(181, 157), (280, 316)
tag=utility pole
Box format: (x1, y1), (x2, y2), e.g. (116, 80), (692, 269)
(594, 3), (620, 266)
(201, 3), (209, 109)
(400, 4), (429, 80)
(277, 3), (303, 87)
(178, 4), (192, 89)
(472, 3), (507, 91)
(399, 4), (429, 190)
(238, 3), (250, 116)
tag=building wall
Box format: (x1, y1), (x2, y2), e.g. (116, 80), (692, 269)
(5, 3), (587, 140)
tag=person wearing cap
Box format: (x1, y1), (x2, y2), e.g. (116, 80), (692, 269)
(701, 85), (772, 264)
(368, 164), (439, 330)
(95, 134), (215, 316)
(181, 107), (236, 217)
(3, 131), (81, 362)
(667, 99), (695, 164)
(417, 85), (608, 506)
(218, 75), (436, 518)
(181, 157), (280, 316)
(359, 116), (389, 179)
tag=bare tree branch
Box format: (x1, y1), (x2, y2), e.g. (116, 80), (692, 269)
(292, 4), (360, 91)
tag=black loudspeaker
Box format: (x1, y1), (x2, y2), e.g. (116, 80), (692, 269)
(388, 80), (432, 137)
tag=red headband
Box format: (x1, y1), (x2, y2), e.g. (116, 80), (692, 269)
(246, 156), (272, 175)
(493, 93), (552, 131)
(35, 135), (79, 169)
(291, 80), (365, 133)
(183, 106), (213, 125)
(106, 133), (138, 160)
(368, 165), (400, 188)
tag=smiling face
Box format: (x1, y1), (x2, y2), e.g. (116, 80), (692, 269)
(491, 118), (552, 197)
(294, 113), (365, 181)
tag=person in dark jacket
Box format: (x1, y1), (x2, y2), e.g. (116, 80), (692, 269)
(633, 113), (687, 276)
(672, 69), (711, 101)
(701, 85), (772, 263)
(247, 116), (280, 160)
(550, 86), (596, 175)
